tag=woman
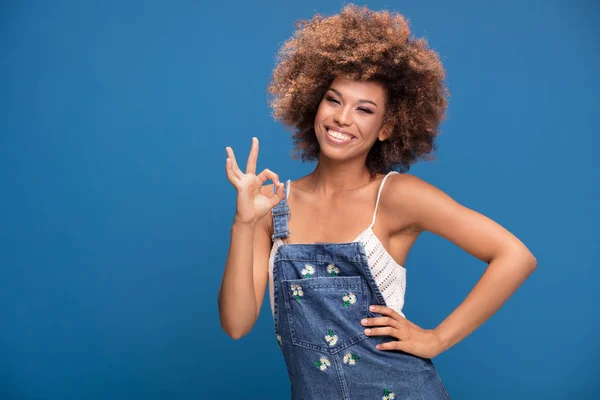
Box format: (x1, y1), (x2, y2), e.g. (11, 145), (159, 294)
(218, 5), (537, 399)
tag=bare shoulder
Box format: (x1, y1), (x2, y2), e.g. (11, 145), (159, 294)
(286, 174), (311, 192)
(380, 173), (445, 233)
(384, 172), (474, 234)
(383, 172), (534, 263)
(383, 173), (450, 218)
(386, 172), (441, 194)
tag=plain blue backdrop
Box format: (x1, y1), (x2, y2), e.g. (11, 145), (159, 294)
(1, 0), (598, 398)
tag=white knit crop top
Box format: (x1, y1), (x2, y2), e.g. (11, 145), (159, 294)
(267, 171), (406, 319)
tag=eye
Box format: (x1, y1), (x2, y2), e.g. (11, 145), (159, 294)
(325, 96), (340, 104)
(358, 107), (373, 114)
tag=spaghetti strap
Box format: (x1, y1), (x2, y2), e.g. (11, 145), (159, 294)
(369, 171), (399, 229)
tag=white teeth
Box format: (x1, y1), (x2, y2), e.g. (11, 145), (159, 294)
(327, 129), (353, 141)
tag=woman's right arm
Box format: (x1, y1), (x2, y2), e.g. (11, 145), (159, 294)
(218, 138), (285, 339)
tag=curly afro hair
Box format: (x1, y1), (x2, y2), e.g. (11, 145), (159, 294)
(268, 4), (449, 175)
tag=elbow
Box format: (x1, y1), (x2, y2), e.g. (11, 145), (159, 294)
(527, 253), (538, 271)
(497, 247), (537, 274)
(219, 313), (252, 340)
(217, 293), (256, 340)
(511, 242), (538, 272)
(225, 328), (247, 340)
(220, 319), (249, 340)
(519, 249), (537, 274)
(225, 322), (250, 340)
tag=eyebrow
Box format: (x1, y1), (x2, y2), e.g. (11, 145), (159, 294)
(327, 88), (378, 107)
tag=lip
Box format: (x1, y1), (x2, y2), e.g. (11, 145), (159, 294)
(324, 126), (356, 145)
(325, 126), (356, 138)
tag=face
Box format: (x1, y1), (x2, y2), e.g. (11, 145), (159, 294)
(314, 77), (390, 161)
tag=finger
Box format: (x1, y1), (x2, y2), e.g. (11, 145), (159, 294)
(376, 340), (412, 353)
(256, 168), (280, 186)
(364, 326), (402, 340)
(225, 158), (239, 186)
(369, 305), (404, 321)
(367, 324), (412, 341)
(268, 181), (285, 209)
(246, 137), (258, 175)
(361, 316), (400, 328)
(369, 307), (417, 330)
(225, 147), (243, 179)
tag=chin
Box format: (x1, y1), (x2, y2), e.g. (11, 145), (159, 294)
(317, 141), (356, 161)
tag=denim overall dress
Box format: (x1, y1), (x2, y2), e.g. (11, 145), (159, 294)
(270, 175), (450, 400)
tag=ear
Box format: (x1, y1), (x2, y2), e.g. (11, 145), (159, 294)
(378, 125), (392, 142)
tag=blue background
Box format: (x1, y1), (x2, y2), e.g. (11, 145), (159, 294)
(1, 0), (598, 398)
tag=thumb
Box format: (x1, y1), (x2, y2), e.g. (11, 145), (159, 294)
(268, 182), (286, 209)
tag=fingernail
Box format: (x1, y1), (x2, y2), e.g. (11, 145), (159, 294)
(361, 319), (368, 324)
(369, 305), (375, 311)
(364, 329), (371, 334)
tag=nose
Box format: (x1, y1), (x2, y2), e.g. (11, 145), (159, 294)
(333, 105), (352, 126)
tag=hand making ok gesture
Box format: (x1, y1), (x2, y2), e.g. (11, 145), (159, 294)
(225, 137), (285, 225)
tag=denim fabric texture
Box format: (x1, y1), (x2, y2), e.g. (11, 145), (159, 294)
(271, 179), (451, 400)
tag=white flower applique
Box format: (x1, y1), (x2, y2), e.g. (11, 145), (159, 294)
(276, 334), (282, 347)
(327, 263), (340, 276)
(382, 388), (396, 400)
(324, 329), (338, 347)
(291, 284), (304, 301)
(301, 264), (315, 278)
(314, 356), (331, 371)
(343, 352), (360, 366)
(342, 292), (357, 308)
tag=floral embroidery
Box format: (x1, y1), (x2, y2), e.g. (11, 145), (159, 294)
(301, 264), (315, 278)
(327, 263), (340, 276)
(314, 356), (331, 371)
(291, 284), (304, 301)
(342, 292), (357, 308)
(343, 352), (360, 366)
(324, 328), (338, 347)
(382, 388), (396, 400)
(276, 335), (282, 347)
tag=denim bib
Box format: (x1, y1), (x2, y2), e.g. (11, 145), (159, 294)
(270, 179), (451, 399)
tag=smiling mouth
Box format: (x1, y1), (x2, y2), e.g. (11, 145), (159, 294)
(326, 127), (356, 142)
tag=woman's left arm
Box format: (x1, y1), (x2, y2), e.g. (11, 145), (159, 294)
(363, 174), (537, 358)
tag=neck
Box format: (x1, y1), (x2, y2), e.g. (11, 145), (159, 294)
(307, 156), (376, 196)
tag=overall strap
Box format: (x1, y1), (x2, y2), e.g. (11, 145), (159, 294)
(369, 171), (399, 229)
(271, 179), (291, 241)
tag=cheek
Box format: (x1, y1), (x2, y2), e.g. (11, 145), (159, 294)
(315, 102), (327, 119)
(364, 118), (385, 138)
(314, 104), (329, 130)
